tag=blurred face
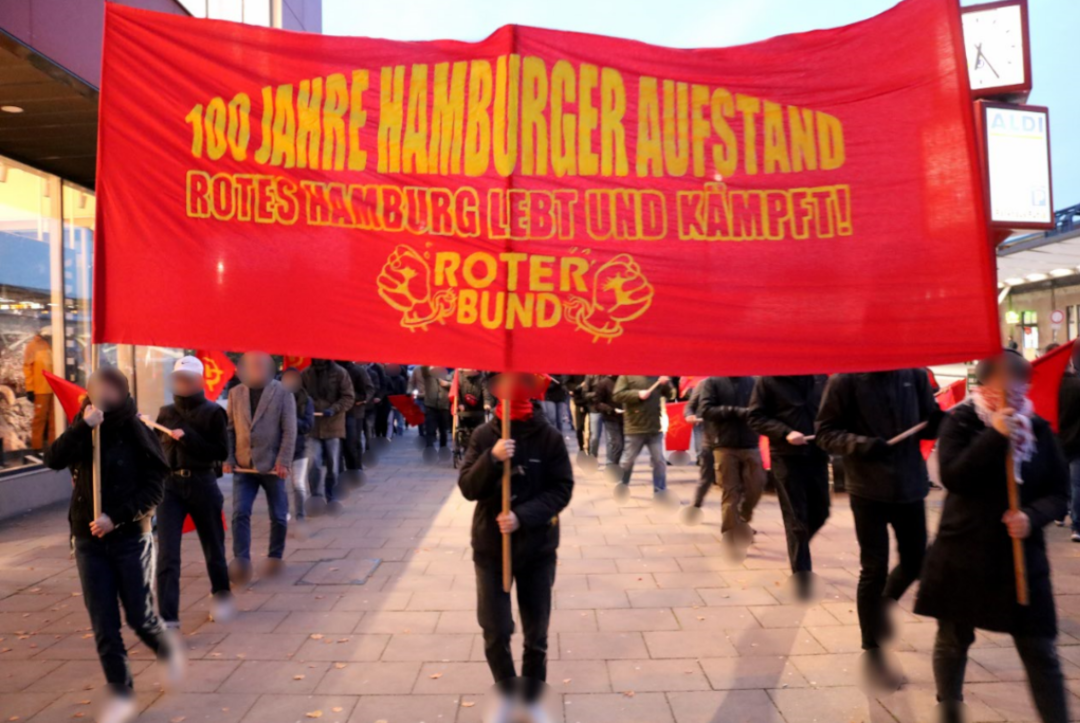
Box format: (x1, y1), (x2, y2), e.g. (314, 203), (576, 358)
(385, 364), (401, 376)
(281, 371), (301, 393)
(170, 371), (202, 397)
(240, 353), (272, 389)
(88, 377), (124, 411)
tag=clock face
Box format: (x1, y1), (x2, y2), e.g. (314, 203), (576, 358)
(961, 3), (1027, 92)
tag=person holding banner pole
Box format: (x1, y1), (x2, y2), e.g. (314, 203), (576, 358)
(44, 367), (183, 723)
(816, 368), (943, 688)
(748, 375), (830, 597)
(226, 352), (297, 582)
(915, 351), (1069, 723)
(458, 372), (573, 714)
(696, 376), (765, 548)
(152, 355), (234, 629)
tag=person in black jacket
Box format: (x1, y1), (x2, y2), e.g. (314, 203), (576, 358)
(152, 356), (232, 630)
(458, 373), (574, 710)
(915, 351), (1069, 723)
(281, 367), (315, 519)
(44, 367), (182, 723)
(1057, 346), (1080, 537)
(816, 368), (943, 684)
(383, 363), (409, 438)
(587, 374), (623, 469)
(681, 382), (715, 522)
(749, 375), (830, 592)
(339, 361), (373, 470)
(697, 376), (764, 545)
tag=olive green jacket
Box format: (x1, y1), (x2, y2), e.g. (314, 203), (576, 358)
(612, 375), (675, 435)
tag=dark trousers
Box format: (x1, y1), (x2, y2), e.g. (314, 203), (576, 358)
(425, 407), (451, 448)
(307, 437), (342, 502)
(934, 620), (1069, 722)
(715, 447), (766, 534)
(475, 555), (556, 700)
(74, 534), (172, 696)
(692, 445), (717, 507)
(849, 494), (927, 650)
(375, 400), (391, 437)
(362, 409), (377, 452)
(343, 414), (363, 470)
(156, 473), (230, 623)
(571, 401), (586, 450)
(772, 454), (831, 574)
(605, 419), (624, 469)
(232, 472), (289, 560)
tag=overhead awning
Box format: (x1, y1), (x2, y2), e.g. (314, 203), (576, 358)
(0, 29), (98, 189)
(997, 225), (1080, 287)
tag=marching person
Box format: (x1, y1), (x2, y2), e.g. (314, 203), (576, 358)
(1057, 345), (1080, 537)
(455, 368), (493, 438)
(422, 365), (452, 449)
(567, 375), (587, 450)
(542, 375), (571, 434)
(384, 363), (408, 437)
(281, 367), (315, 520)
(748, 374), (830, 595)
(302, 358), (354, 512)
(44, 367), (183, 723)
(589, 374), (624, 470)
(816, 368), (943, 686)
(408, 364), (427, 436)
(581, 375), (605, 460)
(681, 381), (715, 521)
(916, 350), (1070, 723)
(363, 361), (387, 448)
(226, 352), (297, 582)
(613, 375), (674, 498)
(696, 376), (765, 548)
(153, 355), (234, 629)
(339, 360), (373, 470)
(458, 373), (574, 716)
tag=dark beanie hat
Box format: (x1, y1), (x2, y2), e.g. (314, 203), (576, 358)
(89, 366), (131, 399)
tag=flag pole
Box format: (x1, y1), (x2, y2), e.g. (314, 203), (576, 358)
(1005, 450), (1029, 606)
(90, 344), (101, 521)
(501, 396), (512, 594)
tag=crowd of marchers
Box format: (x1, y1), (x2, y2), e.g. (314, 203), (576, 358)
(39, 351), (1077, 723)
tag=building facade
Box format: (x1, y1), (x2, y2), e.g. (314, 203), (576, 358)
(0, 0), (321, 517)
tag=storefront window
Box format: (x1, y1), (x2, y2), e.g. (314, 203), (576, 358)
(0, 159), (62, 469)
(135, 346), (187, 418)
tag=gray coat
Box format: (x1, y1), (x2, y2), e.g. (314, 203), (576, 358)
(227, 379), (297, 472)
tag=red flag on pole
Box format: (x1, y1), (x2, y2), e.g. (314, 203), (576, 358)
(1029, 340), (1076, 432)
(388, 394), (426, 426)
(194, 350), (235, 399)
(448, 369), (460, 409)
(43, 371), (88, 424)
(665, 402), (692, 452)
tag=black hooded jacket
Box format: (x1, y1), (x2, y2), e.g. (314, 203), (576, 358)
(45, 396), (169, 539)
(697, 376), (758, 449)
(156, 391), (228, 472)
(458, 414), (574, 566)
(748, 375), (828, 457)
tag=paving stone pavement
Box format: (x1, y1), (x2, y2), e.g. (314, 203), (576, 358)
(3, 429), (1080, 722)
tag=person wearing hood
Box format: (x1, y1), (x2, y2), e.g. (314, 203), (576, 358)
(458, 373), (574, 713)
(226, 352), (297, 582)
(23, 325), (55, 449)
(339, 361), (373, 471)
(302, 359), (355, 511)
(748, 375), (830, 593)
(44, 367), (183, 723)
(816, 368), (943, 686)
(281, 367), (316, 519)
(153, 356), (233, 630)
(915, 351), (1069, 723)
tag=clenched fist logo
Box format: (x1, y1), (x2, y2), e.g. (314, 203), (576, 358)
(377, 245), (457, 331)
(564, 254), (654, 342)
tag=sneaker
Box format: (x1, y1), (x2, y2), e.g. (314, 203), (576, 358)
(228, 557), (253, 586)
(210, 593), (236, 624)
(1055, 519), (1065, 527)
(1071, 533), (1080, 543)
(97, 693), (138, 723)
(161, 629), (187, 690)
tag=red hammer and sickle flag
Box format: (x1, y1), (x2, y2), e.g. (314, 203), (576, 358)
(195, 350), (235, 399)
(43, 371), (88, 424)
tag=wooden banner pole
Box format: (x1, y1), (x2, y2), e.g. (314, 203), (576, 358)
(90, 344), (101, 520)
(1005, 450), (1029, 606)
(501, 396), (512, 594)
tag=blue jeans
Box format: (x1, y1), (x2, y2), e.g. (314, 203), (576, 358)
(232, 473), (289, 560)
(620, 432), (667, 491)
(542, 401), (570, 432)
(75, 534), (171, 696)
(307, 437), (342, 502)
(588, 412), (604, 457)
(1069, 457), (1080, 532)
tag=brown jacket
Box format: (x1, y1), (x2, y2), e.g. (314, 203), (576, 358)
(301, 362), (355, 440)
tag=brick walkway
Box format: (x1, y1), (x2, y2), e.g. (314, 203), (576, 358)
(3, 430), (1080, 722)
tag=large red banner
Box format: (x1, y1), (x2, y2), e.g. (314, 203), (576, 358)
(95, 0), (997, 374)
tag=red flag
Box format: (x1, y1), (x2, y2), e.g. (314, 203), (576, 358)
(922, 378), (967, 460)
(448, 370), (460, 409)
(182, 512), (227, 534)
(1029, 341), (1076, 432)
(679, 377), (702, 397)
(194, 350), (235, 399)
(760, 436), (771, 471)
(388, 394), (426, 426)
(43, 371), (88, 424)
(665, 402), (692, 452)
(283, 355), (311, 372)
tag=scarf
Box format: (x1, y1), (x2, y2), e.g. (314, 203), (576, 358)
(970, 383), (1035, 482)
(494, 399), (534, 421)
